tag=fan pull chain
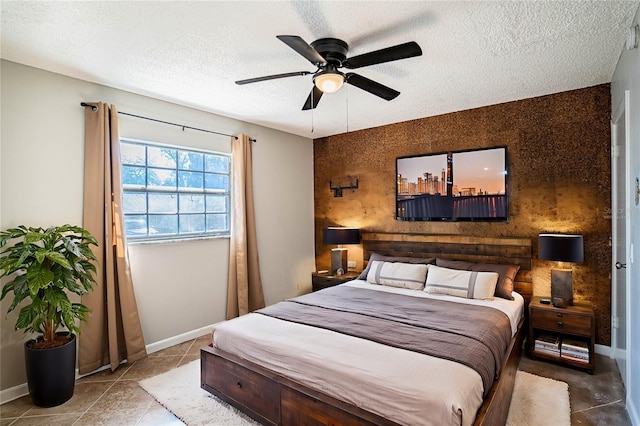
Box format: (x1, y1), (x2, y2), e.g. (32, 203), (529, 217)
(311, 89), (315, 134)
(346, 84), (349, 133)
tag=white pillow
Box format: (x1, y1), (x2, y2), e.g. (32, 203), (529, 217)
(366, 261), (428, 290)
(424, 265), (498, 300)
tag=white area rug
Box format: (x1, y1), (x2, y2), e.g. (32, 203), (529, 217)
(139, 361), (570, 426)
(139, 361), (259, 426)
(506, 370), (571, 426)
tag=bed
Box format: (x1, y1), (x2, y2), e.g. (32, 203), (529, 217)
(201, 233), (532, 426)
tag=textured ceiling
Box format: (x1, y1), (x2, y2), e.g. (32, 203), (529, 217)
(2, 1), (638, 139)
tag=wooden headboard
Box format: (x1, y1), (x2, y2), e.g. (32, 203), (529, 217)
(362, 232), (533, 305)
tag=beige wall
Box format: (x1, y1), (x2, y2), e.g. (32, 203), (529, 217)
(0, 60), (316, 396)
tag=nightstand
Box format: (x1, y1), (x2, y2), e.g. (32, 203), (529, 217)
(529, 296), (595, 373)
(311, 271), (361, 292)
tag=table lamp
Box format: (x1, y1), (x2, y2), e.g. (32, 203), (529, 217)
(323, 227), (360, 275)
(538, 233), (584, 308)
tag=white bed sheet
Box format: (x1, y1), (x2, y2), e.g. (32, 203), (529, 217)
(213, 281), (524, 426)
(343, 279), (524, 336)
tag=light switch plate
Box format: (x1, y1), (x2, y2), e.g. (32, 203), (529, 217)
(347, 261), (356, 268)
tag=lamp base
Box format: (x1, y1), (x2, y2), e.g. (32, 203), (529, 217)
(551, 269), (573, 307)
(330, 248), (348, 275)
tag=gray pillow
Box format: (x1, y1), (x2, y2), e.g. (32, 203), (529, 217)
(435, 258), (520, 300)
(358, 253), (436, 280)
(435, 258), (475, 270)
(470, 263), (520, 301)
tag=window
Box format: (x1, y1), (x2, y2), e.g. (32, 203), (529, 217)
(120, 139), (231, 241)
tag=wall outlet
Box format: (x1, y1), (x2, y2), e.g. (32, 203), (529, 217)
(347, 261), (356, 269)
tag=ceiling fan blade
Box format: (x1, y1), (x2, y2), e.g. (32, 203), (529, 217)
(343, 41), (422, 69)
(302, 86), (324, 110)
(277, 35), (327, 66)
(235, 71), (312, 85)
(346, 73), (400, 101)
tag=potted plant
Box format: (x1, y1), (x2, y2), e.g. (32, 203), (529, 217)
(0, 224), (98, 407)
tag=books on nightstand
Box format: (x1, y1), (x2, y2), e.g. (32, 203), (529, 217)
(534, 334), (561, 356)
(561, 338), (589, 363)
(535, 334), (589, 363)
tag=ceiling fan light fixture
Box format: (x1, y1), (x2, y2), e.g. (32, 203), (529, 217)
(238, 35), (422, 110)
(314, 71), (344, 93)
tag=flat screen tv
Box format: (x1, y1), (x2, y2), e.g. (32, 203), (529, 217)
(396, 147), (508, 221)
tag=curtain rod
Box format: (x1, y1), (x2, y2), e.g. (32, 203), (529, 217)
(80, 102), (256, 142)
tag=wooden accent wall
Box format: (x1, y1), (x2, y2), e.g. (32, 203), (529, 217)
(313, 84), (612, 345)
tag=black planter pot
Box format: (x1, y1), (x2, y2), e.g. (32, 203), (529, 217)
(24, 333), (76, 407)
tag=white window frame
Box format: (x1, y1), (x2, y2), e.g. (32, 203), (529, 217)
(119, 138), (231, 242)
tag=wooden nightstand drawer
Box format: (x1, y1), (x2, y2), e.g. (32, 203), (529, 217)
(530, 309), (593, 336)
(312, 275), (344, 285)
(312, 272), (360, 291)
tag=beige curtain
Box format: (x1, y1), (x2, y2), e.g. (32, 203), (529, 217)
(227, 134), (265, 319)
(79, 102), (147, 374)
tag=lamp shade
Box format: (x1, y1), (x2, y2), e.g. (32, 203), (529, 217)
(538, 234), (584, 263)
(323, 227), (360, 245)
(314, 72), (344, 93)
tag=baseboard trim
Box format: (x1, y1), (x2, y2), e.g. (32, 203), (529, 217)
(145, 322), (220, 354)
(0, 322), (221, 405)
(628, 394), (639, 426)
(595, 343), (611, 356)
(0, 383), (29, 406)
(610, 346), (627, 360)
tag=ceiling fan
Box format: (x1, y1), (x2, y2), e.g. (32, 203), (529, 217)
(235, 35), (422, 110)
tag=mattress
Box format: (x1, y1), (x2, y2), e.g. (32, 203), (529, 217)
(213, 280), (524, 426)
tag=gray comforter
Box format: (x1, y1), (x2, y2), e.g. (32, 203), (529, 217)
(257, 285), (512, 396)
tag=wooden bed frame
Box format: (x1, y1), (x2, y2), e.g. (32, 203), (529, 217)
(201, 233), (532, 426)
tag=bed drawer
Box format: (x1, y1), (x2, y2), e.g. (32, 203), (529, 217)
(530, 308), (592, 336)
(202, 351), (280, 424)
(282, 387), (380, 426)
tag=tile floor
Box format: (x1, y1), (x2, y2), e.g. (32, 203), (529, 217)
(0, 335), (631, 425)
(0, 334), (210, 426)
